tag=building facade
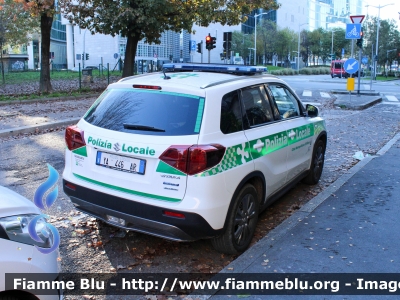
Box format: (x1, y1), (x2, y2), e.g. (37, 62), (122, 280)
(25, 14), (68, 71)
(35, 0), (364, 70)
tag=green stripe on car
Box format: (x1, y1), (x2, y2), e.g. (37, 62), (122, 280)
(73, 173), (181, 202)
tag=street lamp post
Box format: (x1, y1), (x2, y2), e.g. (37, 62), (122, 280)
(297, 22), (308, 74)
(366, 3), (394, 79)
(253, 11), (273, 65)
(331, 29), (339, 61)
(82, 29), (88, 69)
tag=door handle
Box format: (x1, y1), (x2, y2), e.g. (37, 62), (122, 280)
(253, 142), (264, 149)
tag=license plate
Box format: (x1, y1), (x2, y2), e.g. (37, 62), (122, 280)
(96, 151), (146, 175)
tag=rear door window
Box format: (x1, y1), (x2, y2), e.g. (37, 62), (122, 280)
(220, 90), (244, 134)
(240, 85), (274, 128)
(84, 89), (205, 136)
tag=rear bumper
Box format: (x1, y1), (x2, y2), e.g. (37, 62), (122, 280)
(63, 179), (221, 241)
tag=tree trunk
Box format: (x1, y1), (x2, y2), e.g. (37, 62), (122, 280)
(39, 13), (53, 94)
(122, 35), (140, 78)
(0, 43), (4, 85)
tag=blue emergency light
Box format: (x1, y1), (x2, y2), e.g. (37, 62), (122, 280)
(162, 63), (267, 75)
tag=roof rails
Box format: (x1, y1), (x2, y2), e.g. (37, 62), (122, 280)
(162, 63), (267, 75)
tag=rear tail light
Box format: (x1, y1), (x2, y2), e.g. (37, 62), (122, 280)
(163, 210), (185, 219)
(65, 182), (76, 191)
(65, 125), (86, 151)
(159, 144), (225, 175)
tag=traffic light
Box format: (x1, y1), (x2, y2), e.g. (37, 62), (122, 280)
(205, 34), (212, 50)
(223, 32), (232, 56)
(211, 37), (216, 50)
(223, 41), (231, 53)
(197, 42), (202, 54)
(356, 30), (363, 48)
(85, 53), (89, 60)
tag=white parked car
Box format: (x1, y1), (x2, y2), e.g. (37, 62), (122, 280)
(63, 63), (327, 254)
(0, 186), (61, 300)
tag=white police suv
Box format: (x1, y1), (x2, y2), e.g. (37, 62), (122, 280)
(63, 63), (327, 254)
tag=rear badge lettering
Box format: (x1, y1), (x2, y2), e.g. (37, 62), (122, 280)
(88, 136), (112, 149)
(87, 136), (155, 156)
(122, 144), (155, 156)
(164, 187), (179, 191)
(161, 175), (181, 180)
(163, 182), (179, 187)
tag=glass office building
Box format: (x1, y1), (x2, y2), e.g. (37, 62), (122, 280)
(49, 14), (67, 69)
(309, 0), (364, 30)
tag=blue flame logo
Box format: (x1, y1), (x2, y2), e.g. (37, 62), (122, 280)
(28, 164), (60, 254)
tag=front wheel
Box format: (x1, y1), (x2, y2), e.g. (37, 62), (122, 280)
(211, 184), (259, 254)
(303, 139), (325, 185)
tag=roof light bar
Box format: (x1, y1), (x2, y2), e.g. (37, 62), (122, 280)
(162, 63), (267, 75)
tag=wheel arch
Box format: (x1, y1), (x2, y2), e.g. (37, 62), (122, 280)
(316, 131), (327, 148)
(221, 171), (266, 233)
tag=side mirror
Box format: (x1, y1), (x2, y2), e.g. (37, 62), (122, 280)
(306, 104), (319, 117)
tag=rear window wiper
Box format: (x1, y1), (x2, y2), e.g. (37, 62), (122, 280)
(123, 123), (165, 132)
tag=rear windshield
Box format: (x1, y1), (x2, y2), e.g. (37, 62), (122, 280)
(333, 63), (343, 69)
(84, 88), (204, 136)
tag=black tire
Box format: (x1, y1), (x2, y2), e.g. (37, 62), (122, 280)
(211, 184), (259, 254)
(303, 139), (325, 185)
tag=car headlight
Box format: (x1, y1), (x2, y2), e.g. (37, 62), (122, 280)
(0, 214), (53, 248)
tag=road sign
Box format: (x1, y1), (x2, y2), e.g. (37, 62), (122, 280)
(190, 40), (196, 52)
(346, 24), (361, 39)
(113, 53), (119, 59)
(350, 15), (365, 24)
(344, 58), (359, 74)
(362, 57), (368, 64)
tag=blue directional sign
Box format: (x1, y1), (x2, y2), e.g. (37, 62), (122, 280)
(344, 58), (359, 74)
(190, 40), (196, 52)
(362, 56), (368, 64)
(345, 24), (361, 39)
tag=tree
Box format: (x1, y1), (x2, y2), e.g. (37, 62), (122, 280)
(60, 0), (279, 77)
(363, 16), (400, 74)
(308, 28), (324, 65)
(231, 30), (253, 64)
(0, 0), (39, 83)
(273, 27), (296, 67)
(18, 0), (55, 93)
(256, 19), (277, 65)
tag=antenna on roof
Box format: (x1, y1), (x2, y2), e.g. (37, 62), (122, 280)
(162, 69), (171, 80)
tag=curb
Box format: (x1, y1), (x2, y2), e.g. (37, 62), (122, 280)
(330, 89), (380, 96)
(214, 131), (400, 276)
(0, 93), (99, 106)
(333, 95), (382, 110)
(0, 118), (80, 138)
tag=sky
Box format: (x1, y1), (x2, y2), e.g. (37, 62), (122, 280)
(363, 0), (400, 26)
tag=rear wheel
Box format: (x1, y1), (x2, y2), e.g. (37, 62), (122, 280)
(211, 184), (259, 254)
(303, 139), (325, 185)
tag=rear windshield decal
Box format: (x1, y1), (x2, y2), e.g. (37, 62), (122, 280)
(194, 98), (205, 133)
